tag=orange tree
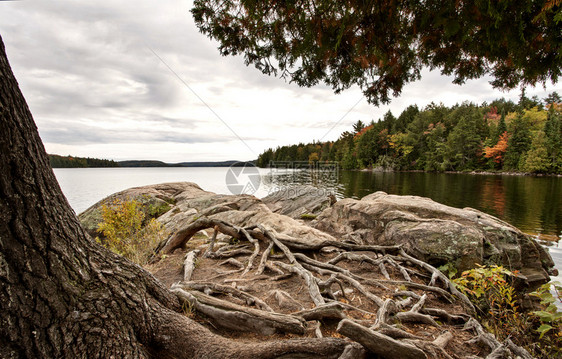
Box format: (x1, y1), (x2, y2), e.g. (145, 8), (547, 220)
(484, 131), (510, 167)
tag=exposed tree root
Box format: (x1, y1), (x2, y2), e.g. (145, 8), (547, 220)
(293, 302), (346, 321)
(463, 318), (532, 359)
(182, 281), (273, 312)
(171, 286), (306, 335)
(150, 216), (532, 358)
(337, 319), (428, 359)
(183, 250), (200, 282)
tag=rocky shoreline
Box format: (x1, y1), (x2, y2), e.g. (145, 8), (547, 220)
(356, 168), (562, 177)
(79, 182), (556, 358)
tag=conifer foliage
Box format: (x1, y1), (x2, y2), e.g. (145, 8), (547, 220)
(258, 94), (562, 174)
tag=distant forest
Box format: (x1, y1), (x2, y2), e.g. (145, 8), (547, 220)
(257, 91), (562, 174)
(49, 154), (118, 168)
(49, 155), (251, 168)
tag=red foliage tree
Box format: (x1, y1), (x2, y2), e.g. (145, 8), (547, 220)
(484, 131), (509, 164)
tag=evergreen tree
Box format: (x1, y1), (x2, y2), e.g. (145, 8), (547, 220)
(522, 131), (550, 173)
(495, 112), (507, 141)
(518, 88), (533, 111)
(393, 105), (419, 133)
(352, 120), (365, 133)
(489, 98), (518, 116)
(544, 91), (561, 107)
(423, 122), (447, 171)
(447, 114), (484, 170)
(504, 114), (532, 170)
(257, 97), (558, 174)
(382, 111), (396, 132)
(544, 107), (562, 172)
(193, 0), (562, 105)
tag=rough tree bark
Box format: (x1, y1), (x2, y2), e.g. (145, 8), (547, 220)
(0, 35), (346, 358)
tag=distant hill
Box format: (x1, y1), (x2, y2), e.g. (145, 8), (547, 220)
(119, 160), (254, 167)
(117, 160), (177, 167)
(176, 160), (250, 167)
(49, 154), (118, 168)
(50, 155), (255, 168)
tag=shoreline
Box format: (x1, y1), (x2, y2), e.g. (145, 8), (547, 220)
(356, 167), (562, 177)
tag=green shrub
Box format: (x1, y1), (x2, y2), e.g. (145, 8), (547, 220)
(453, 265), (524, 340)
(97, 199), (167, 264)
(529, 282), (562, 357)
(148, 202), (172, 218)
(453, 265), (562, 358)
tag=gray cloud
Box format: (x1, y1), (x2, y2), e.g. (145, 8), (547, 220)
(1, 0), (560, 162)
(39, 122), (256, 145)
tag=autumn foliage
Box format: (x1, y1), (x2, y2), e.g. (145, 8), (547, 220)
(97, 199), (168, 264)
(257, 94), (561, 173)
(353, 124), (374, 139)
(484, 132), (509, 164)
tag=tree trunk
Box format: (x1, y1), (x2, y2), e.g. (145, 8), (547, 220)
(0, 35), (345, 358)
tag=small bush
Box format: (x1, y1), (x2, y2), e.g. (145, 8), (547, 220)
(529, 282), (562, 357)
(97, 199), (168, 264)
(453, 265), (524, 339)
(453, 265), (562, 358)
(148, 202), (172, 218)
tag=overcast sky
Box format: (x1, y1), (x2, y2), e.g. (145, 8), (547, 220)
(1, 0), (561, 162)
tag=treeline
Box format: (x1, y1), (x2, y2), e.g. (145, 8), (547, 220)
(257, 92), (562, 174)
(49, 154), (118, 168)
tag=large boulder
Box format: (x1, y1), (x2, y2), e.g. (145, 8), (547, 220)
(79, 182), (337, 248)
(313, 191), (555, 288)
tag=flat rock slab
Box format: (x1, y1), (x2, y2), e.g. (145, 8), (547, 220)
(262, 185), (335, 219)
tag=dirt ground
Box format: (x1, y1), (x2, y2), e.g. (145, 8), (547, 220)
(145, 230), (487, 359)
